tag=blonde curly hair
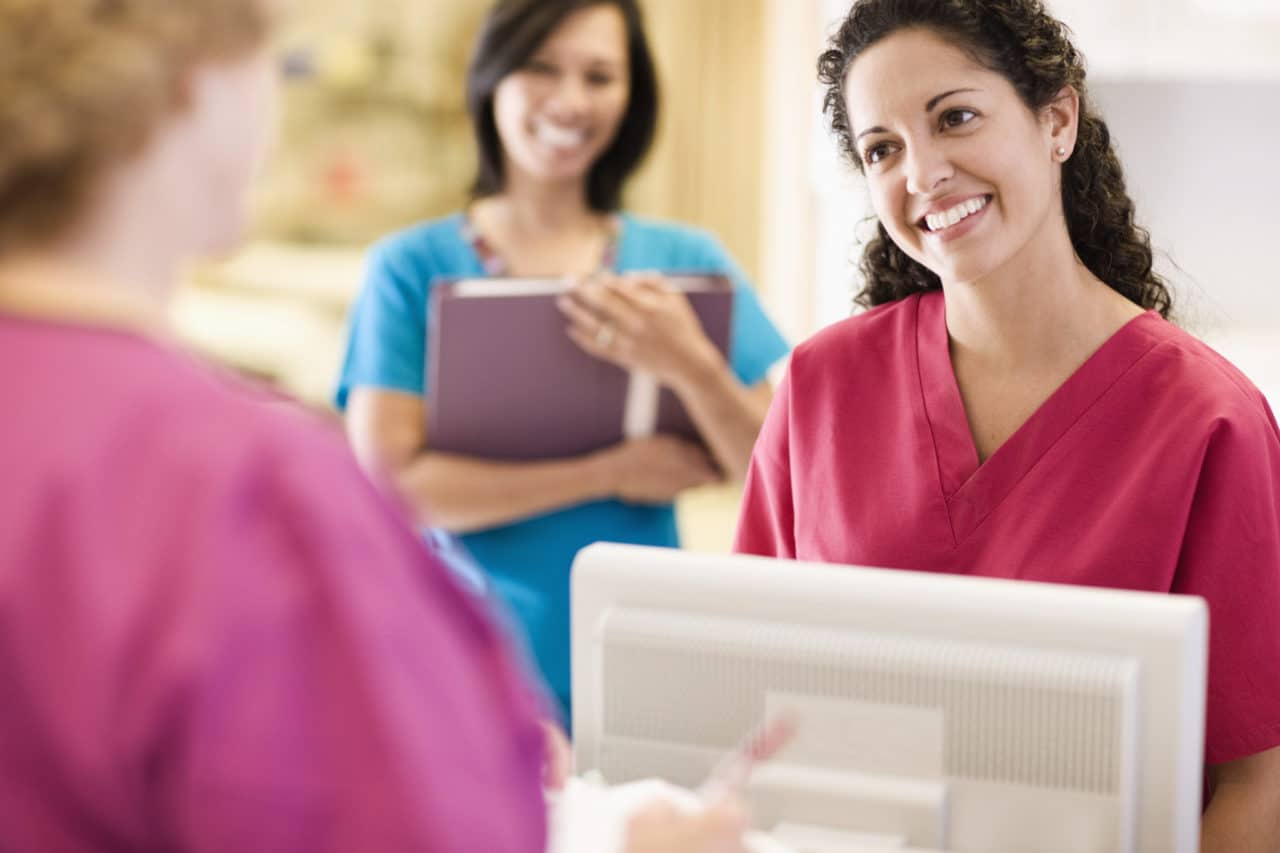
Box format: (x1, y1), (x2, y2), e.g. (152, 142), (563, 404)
(0, 0), (273, 252)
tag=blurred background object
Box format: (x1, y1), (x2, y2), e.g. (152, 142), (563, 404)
(175, 0), (1280, 550)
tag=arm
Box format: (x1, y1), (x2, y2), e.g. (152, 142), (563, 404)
(559, 276), (775, 481)
(1201, 746), (1280, 853)
(346, 387), (717, 533)
(1171, 404), (1280, 850)
(663, 347), (774, 484)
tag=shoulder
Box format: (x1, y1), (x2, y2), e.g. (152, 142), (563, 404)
(13, 331), (387, 554)
(1134, 317), (1275, 432)
(618, 212), (733, 270)
(769, 296), (922, 422)
(367, 213), (471, 278)
(790, 294), (921, 379)
(114, 345), (373, 510)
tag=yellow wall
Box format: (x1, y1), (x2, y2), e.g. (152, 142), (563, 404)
(629, 0), (767, 283)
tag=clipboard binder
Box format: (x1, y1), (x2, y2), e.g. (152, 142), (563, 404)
(427, 274), (733, 460)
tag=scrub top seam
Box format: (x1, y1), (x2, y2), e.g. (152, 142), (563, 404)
(911, 293), (962, 547)
(950, 333), (1169, 543)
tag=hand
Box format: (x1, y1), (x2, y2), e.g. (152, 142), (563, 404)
(557, 273), (722, 389)
(623, 798), (749, 853)
(595, 435), (720, 504)
(540, 720), (573, 791)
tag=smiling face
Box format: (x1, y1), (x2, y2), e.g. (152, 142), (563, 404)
(844, 27), (1071, 285)
(492, 3), (631, 188)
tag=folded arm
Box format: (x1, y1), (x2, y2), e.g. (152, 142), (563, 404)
(345, 388), (717, 533)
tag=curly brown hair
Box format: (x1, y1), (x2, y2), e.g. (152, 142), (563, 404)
(0, 0), (273, 253)
(818, 0), (1172, 318)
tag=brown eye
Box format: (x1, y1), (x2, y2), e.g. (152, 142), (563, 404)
(863, 142), (894, 165)
(941, 108), (976, 129)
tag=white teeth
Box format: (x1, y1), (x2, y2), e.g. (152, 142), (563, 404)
(534, 121), (587, 149)
(924, 196), (988, 232)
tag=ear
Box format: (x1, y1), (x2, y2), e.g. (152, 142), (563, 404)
(1040, 85), (1079, 162)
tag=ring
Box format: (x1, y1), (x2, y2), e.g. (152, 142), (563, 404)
(595, 323), (616, 348)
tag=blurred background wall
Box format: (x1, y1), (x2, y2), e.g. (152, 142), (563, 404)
(174, 0), (1280, 548)
(176, 0), (777, 403)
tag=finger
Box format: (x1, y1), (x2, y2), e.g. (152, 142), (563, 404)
(624, 272), (678, 296)
(612, 274), (679, 308)
(565, 323), (608, 359)
(571, 282), (645, 334)
(605, 281), (667, 315)
(540, 721), (573, 790)
(556, 292), (606, 331)
(558, 294), (639, 359)
(565, 323), (631, 365)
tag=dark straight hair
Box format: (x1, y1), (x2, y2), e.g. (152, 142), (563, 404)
(465, 0), (659, 212)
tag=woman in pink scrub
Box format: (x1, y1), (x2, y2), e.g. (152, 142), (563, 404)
(734, 0), (1280, 848)
(0, 1), (745, 851)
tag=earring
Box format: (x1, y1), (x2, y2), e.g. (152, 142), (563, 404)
(1056, 146), (1067, 158)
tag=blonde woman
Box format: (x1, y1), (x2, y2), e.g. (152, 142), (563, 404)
(0, 1), (747, 850)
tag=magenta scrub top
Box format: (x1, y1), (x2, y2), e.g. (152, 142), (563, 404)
(736, 289), (1280, 767)
(0, 315), (546, 851)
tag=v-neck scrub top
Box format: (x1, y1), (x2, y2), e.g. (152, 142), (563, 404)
(735, 290), (1280, 766)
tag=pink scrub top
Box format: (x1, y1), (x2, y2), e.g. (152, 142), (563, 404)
(0, 315), (546, 852)
(735, 290), (1280, 766)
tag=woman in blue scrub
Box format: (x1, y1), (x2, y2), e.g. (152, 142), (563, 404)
(335, 0), (790, 722)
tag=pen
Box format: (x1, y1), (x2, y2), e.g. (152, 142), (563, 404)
(697, 711), (799, 802)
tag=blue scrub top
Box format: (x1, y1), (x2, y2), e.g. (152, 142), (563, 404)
(335, 212), (791, 719)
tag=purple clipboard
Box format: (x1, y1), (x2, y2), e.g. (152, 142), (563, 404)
(427, 274), (733, 460)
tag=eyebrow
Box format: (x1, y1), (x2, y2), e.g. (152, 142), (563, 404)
(853, 87), (981, 142)
(925, 87), (978, 111)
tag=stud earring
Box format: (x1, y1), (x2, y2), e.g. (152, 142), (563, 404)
(1056, 146), (1067, 158)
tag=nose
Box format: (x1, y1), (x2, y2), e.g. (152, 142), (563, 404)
(902, 138), (953, 197)
(546, 74), (591, 119)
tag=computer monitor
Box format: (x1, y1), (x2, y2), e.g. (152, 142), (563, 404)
(571, 543), (1207, 853)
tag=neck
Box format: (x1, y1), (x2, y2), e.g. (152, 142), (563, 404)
(491, 162), (601, 235)
(64, 220), (184, 304)
(941, 217), (1141, 371)
(0, 250), (172, 335)
(0, 201), (188, 335)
